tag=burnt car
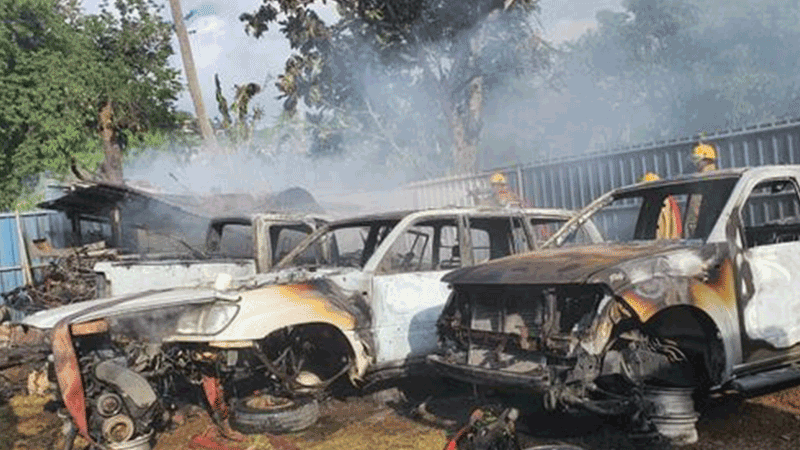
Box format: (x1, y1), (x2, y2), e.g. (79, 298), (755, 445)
(19, 207), (601, 450)
(93, 212), (327, 297)
(430, 166), (800, 444)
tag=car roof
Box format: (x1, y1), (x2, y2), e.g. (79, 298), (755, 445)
(325, 206), (579, 226)
(615, 164), (800, 196)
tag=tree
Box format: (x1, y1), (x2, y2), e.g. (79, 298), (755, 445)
(214, 74), (263, 150)
(0, 0), (181, 209)
(240, 0), (549, 174)
(549, 0), (800, 153)
(84, 0), (181, 182)
(1, 0), (99, 208)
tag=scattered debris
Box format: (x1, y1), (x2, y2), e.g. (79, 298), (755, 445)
(189, 426), (247, 450)
(2, 241), (118, 315)
(26, 367), (49, 397)
(415, 397), (458, 428)
(444, 406), (521, 450)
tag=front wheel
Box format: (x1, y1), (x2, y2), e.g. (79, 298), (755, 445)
(229, 394), (320, 434)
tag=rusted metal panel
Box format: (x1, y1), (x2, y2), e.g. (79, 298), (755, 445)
(52, 321), (90, 440)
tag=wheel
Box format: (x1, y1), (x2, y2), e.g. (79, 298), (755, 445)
(230, 394), (320, 434)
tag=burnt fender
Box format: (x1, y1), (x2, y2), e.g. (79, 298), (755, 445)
(617, 259), (740, 382)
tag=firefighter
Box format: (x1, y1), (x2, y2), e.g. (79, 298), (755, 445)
(691, 142), (718, 173)
(490, 172), (521, 208)
(684, 141), (718, 236)
(640, 172), (682, 240)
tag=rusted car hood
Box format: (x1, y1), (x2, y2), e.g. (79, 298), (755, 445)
(442, 242), (694, 285)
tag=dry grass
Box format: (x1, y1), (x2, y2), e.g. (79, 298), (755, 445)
(0, 394), (60, 450)
(750, 385), (800, 416)
(1, 392), (448, 450)
(302, 411), (447, 450)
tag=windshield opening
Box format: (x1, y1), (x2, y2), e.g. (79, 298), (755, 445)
(572, 178), (738, 243)
(286, 219), (400, 268)
(270, 224), (314, 264)
(530, 217), (598, 246)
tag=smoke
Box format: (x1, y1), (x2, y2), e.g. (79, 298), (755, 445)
(473, 0), (800, 167)
(123, 2), (544, 213)
(122, 143), (422, 216)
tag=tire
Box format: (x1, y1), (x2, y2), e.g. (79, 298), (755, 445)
(230, 395), (320, 434)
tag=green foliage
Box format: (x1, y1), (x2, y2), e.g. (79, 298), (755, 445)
(0, 0), (181, 210)
(1, 0), (99, 208)
(214, 74), (264, 149)
(85, 0), (181, 132)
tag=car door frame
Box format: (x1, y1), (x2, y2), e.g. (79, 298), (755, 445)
(363, 212), (468, 369)
(732, 173), (800, 370)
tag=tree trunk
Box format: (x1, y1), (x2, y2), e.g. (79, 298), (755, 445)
(444, 75), (483, 174)
(168, 0), (217, 151)
(99, 101), (124, 183)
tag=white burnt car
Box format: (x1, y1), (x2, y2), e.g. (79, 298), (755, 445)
(430, 166), (800, 444)
(20, 207), (601, 449)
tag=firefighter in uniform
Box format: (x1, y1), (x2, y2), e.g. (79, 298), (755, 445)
(684, 142), (718, 237)
(640, 172), (682, 240)
(490, 172), (521, 208)
(691, 142), (718, 172)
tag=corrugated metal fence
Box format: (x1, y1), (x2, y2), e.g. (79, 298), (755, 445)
(402, 117), (800, 218)
(0, 211), (69, 298)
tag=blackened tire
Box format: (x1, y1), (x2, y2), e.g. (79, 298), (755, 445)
(230, 395), (320, 434)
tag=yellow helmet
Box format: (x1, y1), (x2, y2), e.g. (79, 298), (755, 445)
(691, 143), (717, 163)
(640, 172), (661, 183)
(490, 172), (507, 184)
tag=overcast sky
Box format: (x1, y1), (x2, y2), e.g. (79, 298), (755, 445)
(81, 0), (624, 122)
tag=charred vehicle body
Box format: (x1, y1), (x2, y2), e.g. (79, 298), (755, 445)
(430, 166), (800, 444)
(20, 207), (601, 449)
(93, 213), (327, 297)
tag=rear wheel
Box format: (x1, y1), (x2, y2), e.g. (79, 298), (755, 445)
(230, 394), (320, 434)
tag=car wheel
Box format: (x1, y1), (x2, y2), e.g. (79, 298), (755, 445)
(642, 385), (699, 445)
(230, 394), (320, 434)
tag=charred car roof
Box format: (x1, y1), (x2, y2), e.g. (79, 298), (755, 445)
(324, 207), (580, 227)
(615, 166), (760, 196)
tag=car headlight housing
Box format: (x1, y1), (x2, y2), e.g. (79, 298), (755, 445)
(634, 276), (667, 299)
(176, 303), (239, 335)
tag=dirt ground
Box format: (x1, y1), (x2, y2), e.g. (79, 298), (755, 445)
(3, 370), (800, 450)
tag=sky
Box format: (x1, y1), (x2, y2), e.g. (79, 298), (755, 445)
(81, 0), (625, 122)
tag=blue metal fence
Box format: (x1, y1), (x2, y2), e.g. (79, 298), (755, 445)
(403, 117), (800, 238)
(0, 211), (70, 297)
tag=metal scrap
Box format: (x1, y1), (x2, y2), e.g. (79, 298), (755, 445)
(1, 241), (118, 314)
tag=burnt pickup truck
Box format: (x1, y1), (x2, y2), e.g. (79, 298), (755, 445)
(93, 213), (326, 297)
(430, 165), (800, 444)
(20, 207), (600, 450)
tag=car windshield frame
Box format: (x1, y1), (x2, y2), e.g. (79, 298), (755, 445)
(275, 218), (402, 270)
(544, 176), (741, 247)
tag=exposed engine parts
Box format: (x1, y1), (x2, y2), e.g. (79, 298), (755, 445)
(54, 321), (357, 448)
(96, 392), (124, 417)
(102, 414), (135, 444)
